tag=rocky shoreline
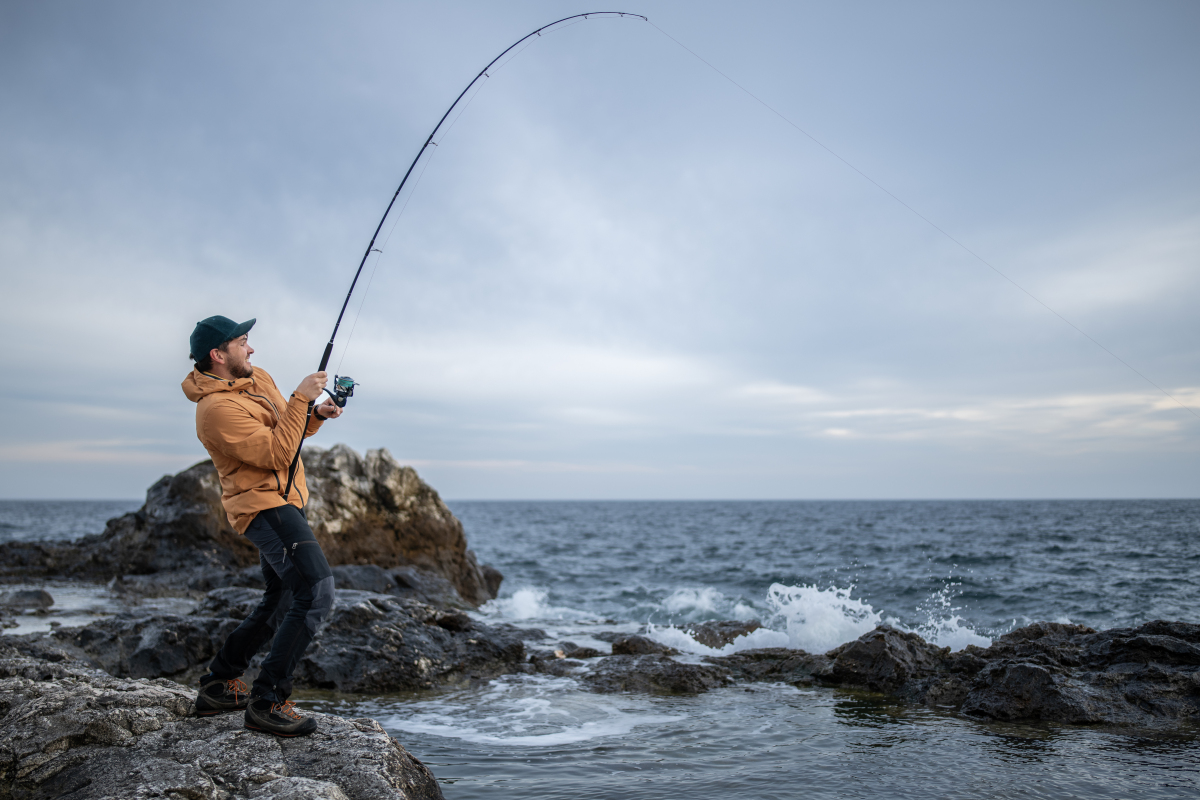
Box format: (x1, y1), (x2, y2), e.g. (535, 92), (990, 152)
(2, 447), (1198, 795)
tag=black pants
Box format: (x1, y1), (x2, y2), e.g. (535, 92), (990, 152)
(208, 505), (335, 703)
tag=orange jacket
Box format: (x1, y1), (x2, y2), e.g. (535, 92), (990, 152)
(181, 367), (325, 533)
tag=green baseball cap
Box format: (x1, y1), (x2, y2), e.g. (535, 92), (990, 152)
(189, 315), (256, 361)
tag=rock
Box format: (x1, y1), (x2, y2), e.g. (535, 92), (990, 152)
(0, 444), (503, 608)
(957, 620), (1200, 724)
(294, 592), (529, 693)
(0, 589), (53, 612)
(558, 643), (604, 659)
(303, 445), (498, 606)
(707, 648), (832, 686)
(683, 619), (762, 649)
(610, 635), (679, 656)
(582, 654), (732, 695)
(11, 587), (531, 694)
(0, 640), (444, 800)
(332, 564), (397, 594)
(826, 625), (950, 693)
(37, 612), (240, 680)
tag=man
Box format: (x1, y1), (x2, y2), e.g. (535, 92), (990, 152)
(181, 315), (343, 737)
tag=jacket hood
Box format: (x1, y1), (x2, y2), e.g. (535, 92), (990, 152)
(182, 368), (257, 403)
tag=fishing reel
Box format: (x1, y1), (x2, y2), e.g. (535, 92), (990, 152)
(323, 375), (357, 408)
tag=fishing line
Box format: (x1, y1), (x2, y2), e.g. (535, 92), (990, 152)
(648, 20), (1198, 420)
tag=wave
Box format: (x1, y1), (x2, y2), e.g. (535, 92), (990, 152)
(376, 674), (683, 747)
(480, 581), (992, 653)
(649, 582), (991, 655)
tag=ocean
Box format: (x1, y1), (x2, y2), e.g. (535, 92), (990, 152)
(3, 499), (1198, 798)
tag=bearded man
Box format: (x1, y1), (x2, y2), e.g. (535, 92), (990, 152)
(181, 315), (343, 737)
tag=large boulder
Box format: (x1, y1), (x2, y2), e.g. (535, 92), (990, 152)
(0, 639), (444, 800)
(0, 444), (501, 607)
(303, 445), (495, 606)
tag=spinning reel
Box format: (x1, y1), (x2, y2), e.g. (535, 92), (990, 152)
(323, 375), (358, 408)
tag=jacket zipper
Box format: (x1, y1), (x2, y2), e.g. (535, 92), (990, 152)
(244, 390), (286, 495)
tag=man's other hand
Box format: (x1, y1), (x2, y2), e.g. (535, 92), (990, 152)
(316, 398), (343, 420)
(295, 372), (328, 402)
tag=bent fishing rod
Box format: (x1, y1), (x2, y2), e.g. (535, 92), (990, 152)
(283, 11), (647, 500)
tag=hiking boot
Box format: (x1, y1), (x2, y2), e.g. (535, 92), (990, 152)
(195, 675), (250, 717)
(244, 698), (318, 737)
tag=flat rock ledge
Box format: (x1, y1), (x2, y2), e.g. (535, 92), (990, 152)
(0, 640), (444, 800)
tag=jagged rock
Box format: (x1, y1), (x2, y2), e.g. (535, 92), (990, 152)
(582, 654), (732, 695)
(683, 620), (762, 649)
(303, 445), (497, 606)
(11, 588), (531, 694)
(707, 647), (832, 686)
(0, 445), (502, 608)
(0, 590), (53, 612)
(0, 640), (443, 800)
(610, 635), (678, 656)
(957, 620), (1200, 724)
(826, 625), (950, 693)
(294, 592), (529, 693)
(35, 612), (240, 680)
(557, 642), (604, 659)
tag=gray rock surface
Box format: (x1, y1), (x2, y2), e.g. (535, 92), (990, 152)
(0, 445), (501, 608)
(14, 589), (531, 694)
(582, 654), (732, 695)
(706, 620), (1200, 726)
(0, 639), (443, 800)
(610, 635), (679, 656)
(682, 620), (762, 649)
(0, 591), (53, 613)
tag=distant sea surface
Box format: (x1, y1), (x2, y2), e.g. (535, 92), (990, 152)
(4, 499), (1199, 798)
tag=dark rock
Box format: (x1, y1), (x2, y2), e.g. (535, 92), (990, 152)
(611, 635), (679, 656)
(582, 654), (732, 695)
(826, 625), (950, 693)
(0, 444), (503, 608)
(37, 613), (240, 680)
(0, 589), (54, 611)
(482, 564), (504, 598)
(0, 640), (444, 799)
(293, 592), (527, 693)
(707, 647), (832, 686)
(331, 563), (397, 594)
(683, 619), (762, 649)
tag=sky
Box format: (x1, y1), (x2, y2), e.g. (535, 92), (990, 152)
(1, 0), (1199, 500)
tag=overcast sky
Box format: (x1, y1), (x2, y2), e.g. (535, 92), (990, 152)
(2, 1), (1199, 500)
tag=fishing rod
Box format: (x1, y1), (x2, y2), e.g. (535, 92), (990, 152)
(283, 10), (648, 500)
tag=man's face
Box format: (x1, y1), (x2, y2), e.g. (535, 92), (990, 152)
(216, 335), (254, 379)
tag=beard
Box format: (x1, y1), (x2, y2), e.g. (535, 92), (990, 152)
(227, 355), (254, 380)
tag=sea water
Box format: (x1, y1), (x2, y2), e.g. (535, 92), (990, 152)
(4, 499), (1199, 797)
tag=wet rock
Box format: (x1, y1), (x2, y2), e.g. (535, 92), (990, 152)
(683, 619), (762, 649)
(957, 620), (1200, 724)
(331, 564), (397, 594)
(558, 643), (604, 659)
(582, 654), (732, 695)
(707, 648), (832, 686)
(0, 589), (54, 611)
(610, 635), (679, 656)
(0, 641), (444, 800)
(0, 444), (502, 608)
(33, 612), (240, 680)
(827, 625), (950, 693)
(293, 592), (528, 693)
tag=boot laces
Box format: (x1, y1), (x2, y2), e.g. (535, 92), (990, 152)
(226, 678), (249, 702)
(273, 700), (303, 721)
